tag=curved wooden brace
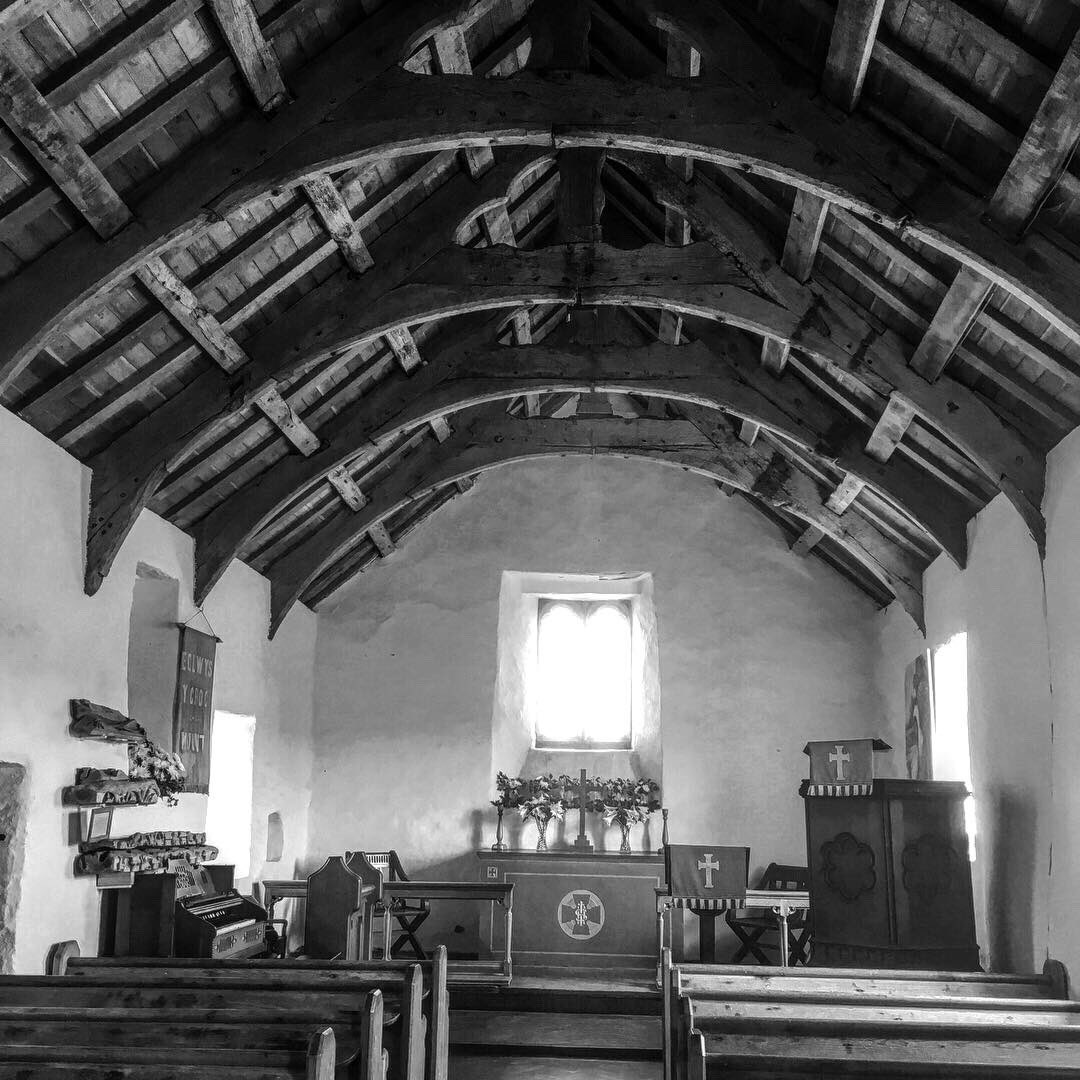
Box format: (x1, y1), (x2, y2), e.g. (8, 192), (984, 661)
(266, 412), (926, 638)
(4, 62), (1080, 397)
(192, 336), (964, 605)
(85, 242), (1032, 598)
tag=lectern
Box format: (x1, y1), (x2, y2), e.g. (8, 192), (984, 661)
(801, 778), (979, 969)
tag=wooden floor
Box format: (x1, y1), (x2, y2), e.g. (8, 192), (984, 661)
(449, 966), (662, 1080)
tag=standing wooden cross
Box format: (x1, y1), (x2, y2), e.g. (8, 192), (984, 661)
(573, 768), (593, 852)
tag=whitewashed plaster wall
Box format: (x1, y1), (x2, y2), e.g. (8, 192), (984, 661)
(873, 493), (1055, 975)
(310, 455), (890, 955)
(1043, 425), (1080, 980)
(0, 406), (316, 972)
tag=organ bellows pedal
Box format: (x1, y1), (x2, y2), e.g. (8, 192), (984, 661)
(175, 890), (268, 958)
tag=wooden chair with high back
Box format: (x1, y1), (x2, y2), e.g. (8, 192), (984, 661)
(725, 862), (811, 965)
(347, 850), (430, 961)
(305, 856), (372, 960)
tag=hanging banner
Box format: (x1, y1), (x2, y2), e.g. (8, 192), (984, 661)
(173, 625), (217, 794)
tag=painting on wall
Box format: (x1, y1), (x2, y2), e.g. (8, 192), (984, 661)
(904, 652), (933, 780)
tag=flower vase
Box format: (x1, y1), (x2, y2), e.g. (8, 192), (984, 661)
(619, 819), (633, 854)
(535, 815), (550, 852)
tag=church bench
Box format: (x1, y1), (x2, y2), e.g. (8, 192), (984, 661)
(674, 958), (1071, 1000)
(0, 996), (387, 1077)
(0, 1021), (336, 1080)
(64, 948), (447, 1080)
(687, 1029), (1080, 1079)
(688, 996), (1080, 1037)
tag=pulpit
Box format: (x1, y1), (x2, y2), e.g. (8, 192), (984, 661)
(802, 778), (979, 969)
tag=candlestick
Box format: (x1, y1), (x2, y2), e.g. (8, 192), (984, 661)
(492, 804), (508, 851)
(574, 767), (594, 851)
(661, 807), (670, 850)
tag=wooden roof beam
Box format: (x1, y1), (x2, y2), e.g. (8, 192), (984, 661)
(387, 326), (424, 373)
(821, 0), (887, 112)
(431, 23), (494, 178)
(791, 524), (825, 556)
(88, 240), (990, 599)
(0, 47), (131, 239)
(190, 333), (965, 605)
(866, 393), (918, 463)
(135, 255), (319, 455)
(302, 173), (375, 274)
(827, 474), (866, 515)
(368, 522), (396, 558)
(909, 266), (994, 383)
(267, 413), (926, 636)
(988, 29), (1080, 236)
(611, 151), (1043, 544)
(206, 0), (289, 112)
(327, 465), (368, 511)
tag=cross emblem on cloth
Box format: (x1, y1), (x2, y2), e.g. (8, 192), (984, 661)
(697, 852), (720, 889)
(829, 743), (851, 780)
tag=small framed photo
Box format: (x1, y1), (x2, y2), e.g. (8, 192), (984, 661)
(84, 806), (113, 843)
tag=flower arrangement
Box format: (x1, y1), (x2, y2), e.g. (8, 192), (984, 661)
(128, 738), (187, 806)
(491, 771), (523, 811)
(515, 774), (571, 851)
(593, 777), (662, 827)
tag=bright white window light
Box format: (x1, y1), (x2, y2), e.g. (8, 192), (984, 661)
(205, 711), (256, 879)
(931, 633), (977, 860)
(536, 599), (632, 748)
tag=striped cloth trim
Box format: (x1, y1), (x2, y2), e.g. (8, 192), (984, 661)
(805, 782), (873, 796)
(665, 896), (744, 911)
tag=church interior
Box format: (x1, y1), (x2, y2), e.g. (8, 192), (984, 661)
(4, 0), (1080, 1075)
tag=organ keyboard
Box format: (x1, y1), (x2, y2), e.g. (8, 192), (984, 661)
(175, 889), (268, 959)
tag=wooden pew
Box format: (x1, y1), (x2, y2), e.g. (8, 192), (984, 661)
(65, 946), (449, 1080)
(0, 1014), (337, 1080)
(664, 951), (1077, 1080)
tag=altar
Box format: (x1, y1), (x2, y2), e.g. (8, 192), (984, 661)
(477, 850), (666, 970)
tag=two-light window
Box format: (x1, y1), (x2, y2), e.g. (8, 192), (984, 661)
(534, 598), (632, 749)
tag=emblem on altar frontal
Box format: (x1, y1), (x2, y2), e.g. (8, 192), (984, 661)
(557, 890), (605, 939)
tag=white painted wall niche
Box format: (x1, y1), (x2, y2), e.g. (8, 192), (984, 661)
(491, 569), (662, 852)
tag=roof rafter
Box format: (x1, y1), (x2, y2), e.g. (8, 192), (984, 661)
(266, 412), (927, 636)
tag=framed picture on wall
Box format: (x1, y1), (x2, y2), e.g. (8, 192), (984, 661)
(83, 805), (113, 842)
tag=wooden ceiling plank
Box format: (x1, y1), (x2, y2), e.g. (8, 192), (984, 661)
(866, 393), (918, 463)
(821, 0), (887, 112)
(909, 265), (994, 382)
(386, 326), (423, 373)
(302, 172), (375, 275)
(267, 412), (926, 637)
(206, 0), (289, 112)
(781, 188), (830, 283)
(988, 29), (1080, 236)
(0, 46), (131, 239)
(326, 463), (368, 511)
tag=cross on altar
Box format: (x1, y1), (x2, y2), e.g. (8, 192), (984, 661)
(574, 768), (593, 851)
(697, 852), (720, 889)
(829, 744), (852, 781)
